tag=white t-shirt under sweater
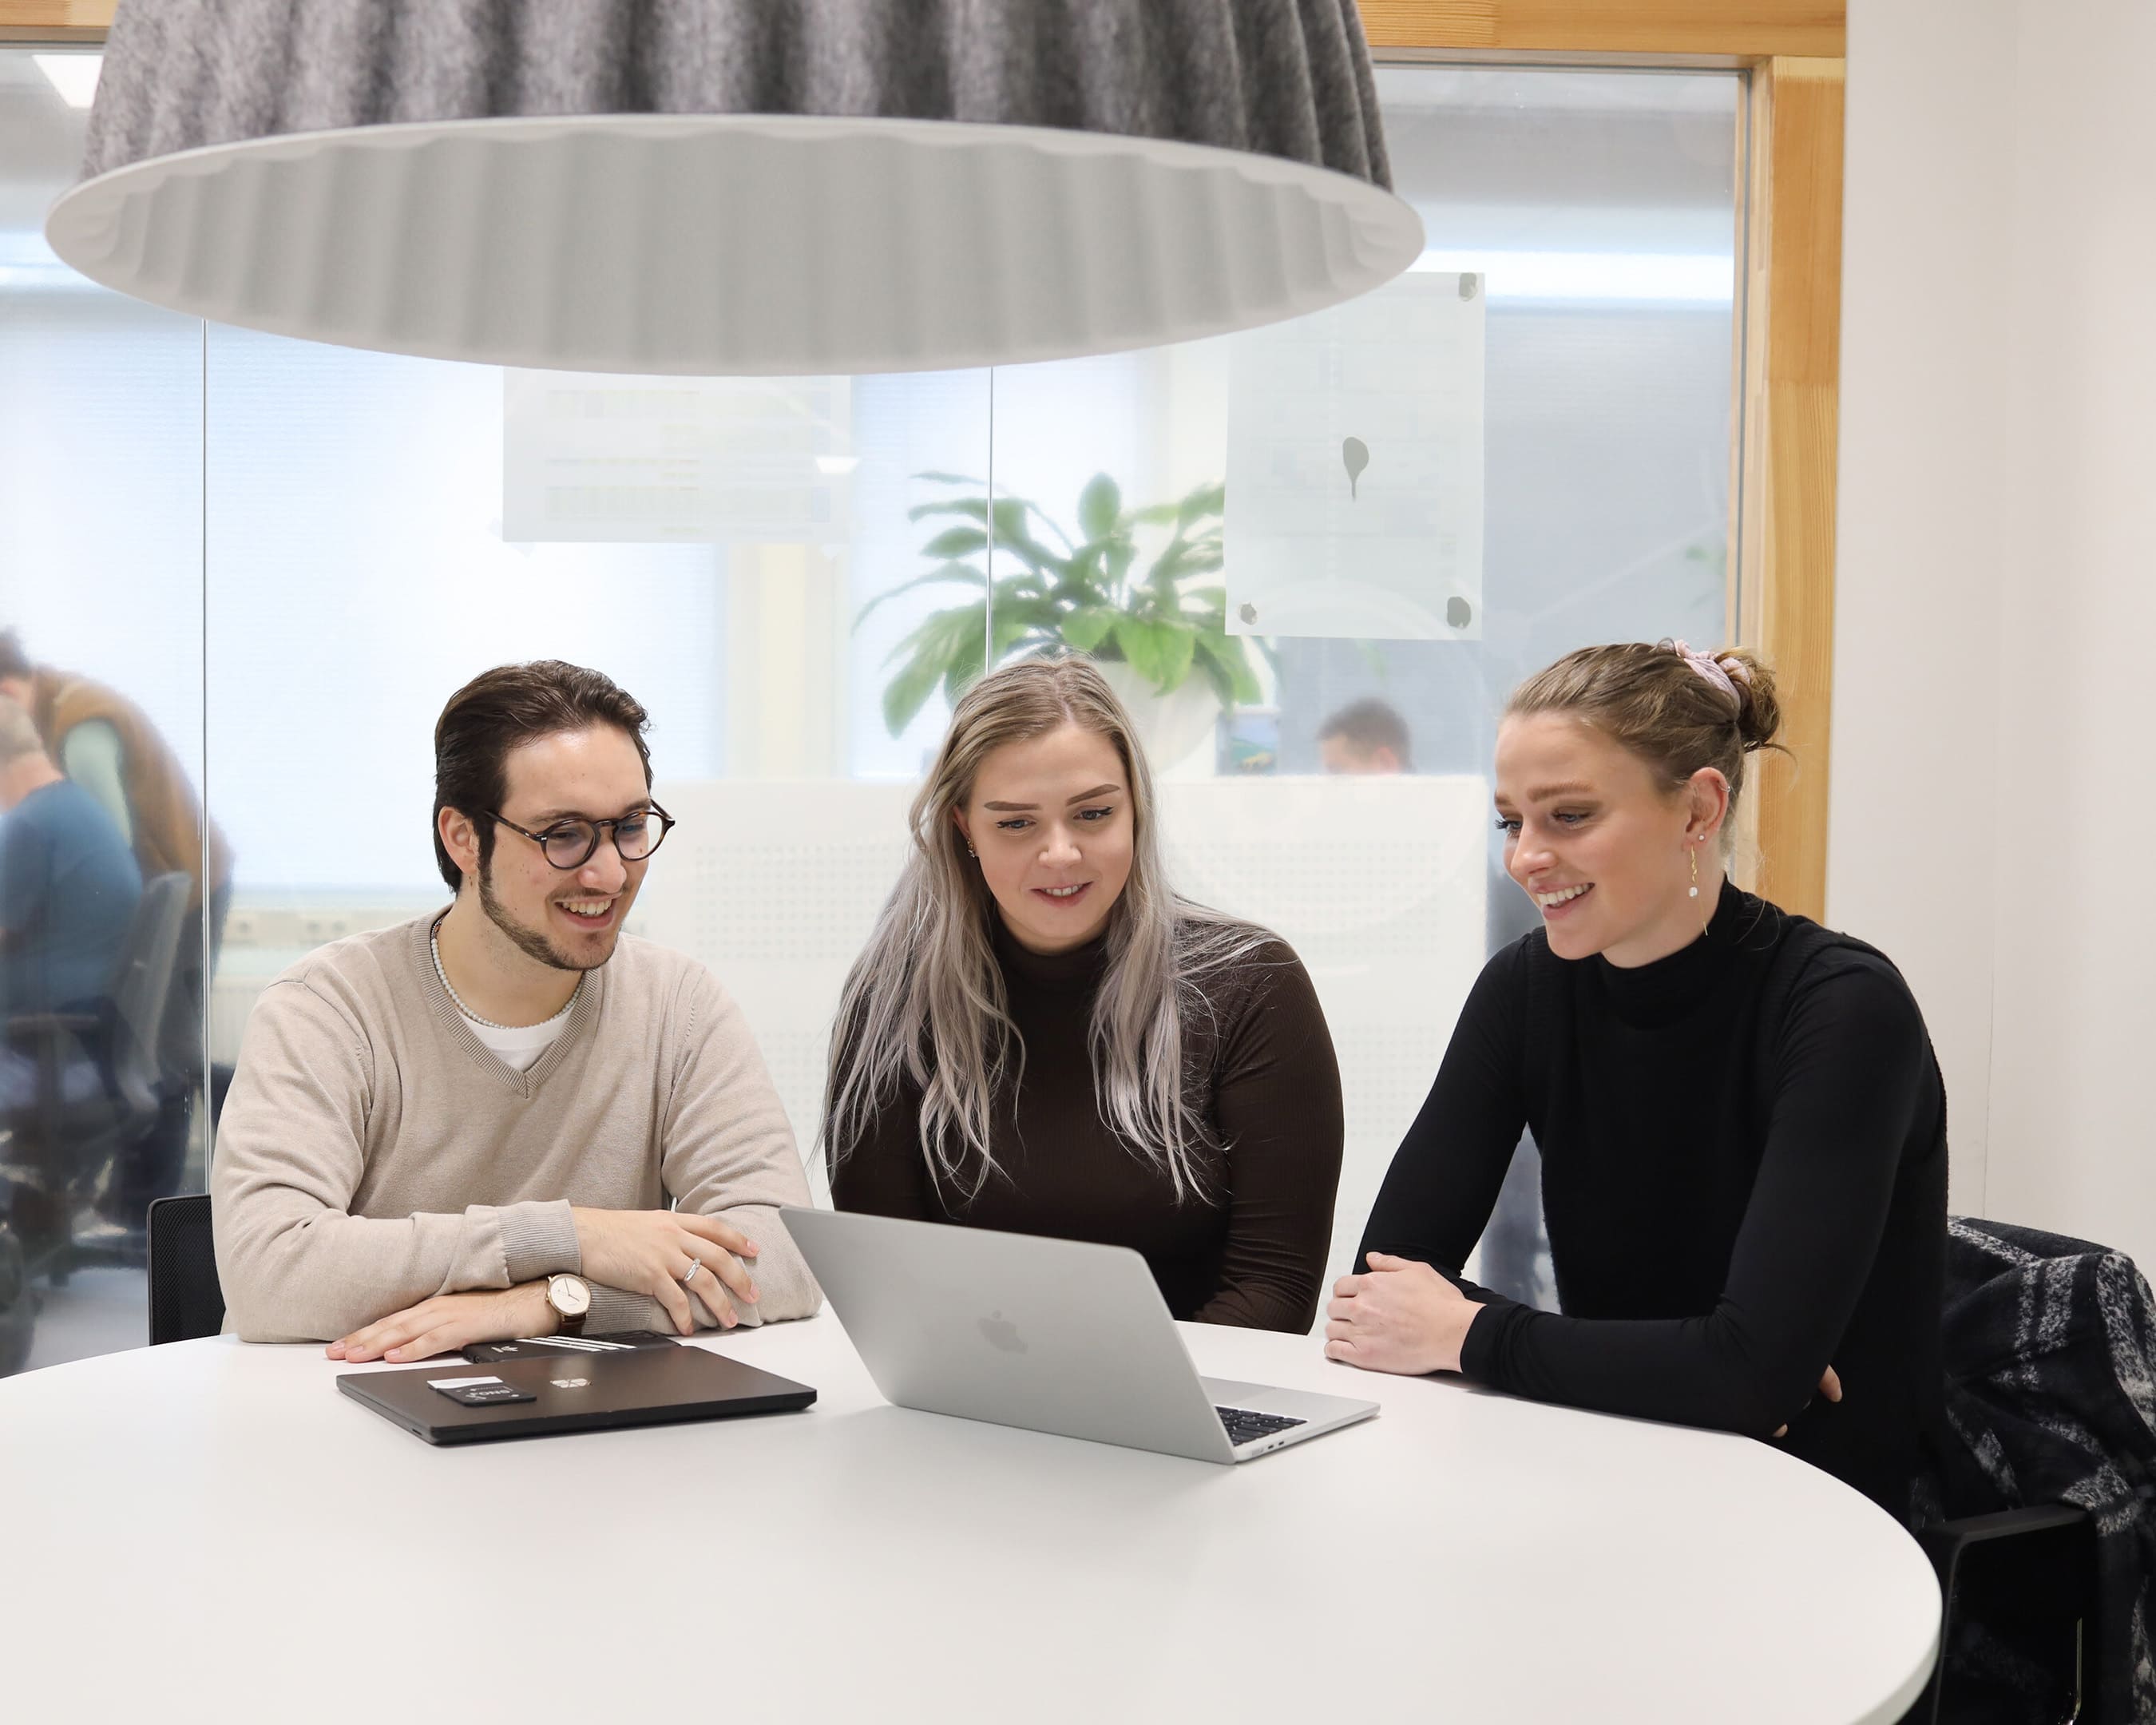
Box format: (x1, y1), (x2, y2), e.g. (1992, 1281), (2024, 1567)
(462, 1002), (575, 1073)
(212, 913), (821, 1342)
(430, 917), (576, 1073)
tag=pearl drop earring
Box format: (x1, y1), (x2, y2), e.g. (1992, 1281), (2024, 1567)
(1688, 844), (1699, 899)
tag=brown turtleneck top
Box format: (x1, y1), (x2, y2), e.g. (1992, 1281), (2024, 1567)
(830, 922), (1345, 1333)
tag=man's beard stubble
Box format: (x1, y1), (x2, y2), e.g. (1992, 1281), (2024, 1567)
(478, 860), (617, 974)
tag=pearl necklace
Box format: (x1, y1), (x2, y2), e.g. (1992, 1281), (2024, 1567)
(430, 923), (579, 1033)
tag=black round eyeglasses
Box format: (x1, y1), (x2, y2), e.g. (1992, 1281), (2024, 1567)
(487, 802), (676, 870)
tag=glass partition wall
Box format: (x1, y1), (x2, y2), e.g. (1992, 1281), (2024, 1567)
(0, 49), (1739, 1372)
(0, 46), (209, 1374)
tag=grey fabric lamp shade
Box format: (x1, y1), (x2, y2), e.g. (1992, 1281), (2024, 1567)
(46, 0), (1423, 375)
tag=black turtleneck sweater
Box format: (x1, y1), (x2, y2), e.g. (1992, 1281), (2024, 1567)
(1358, 880), (1949, 1518)
(830, 925), (1345, 1333)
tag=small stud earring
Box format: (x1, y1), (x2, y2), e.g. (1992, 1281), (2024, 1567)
(1688, 845), (1699, 899)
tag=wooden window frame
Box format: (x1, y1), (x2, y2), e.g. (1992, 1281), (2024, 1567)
(2, 1), (1843, 919)
(1364, 3), (1845, 922)
(0, 1), (108, 42)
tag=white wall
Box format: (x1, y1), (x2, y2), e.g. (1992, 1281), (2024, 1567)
(1830, 0), (2016, 1216)
(1833, 0), (2156, 1267)
(1984, 2), (2156, 1263)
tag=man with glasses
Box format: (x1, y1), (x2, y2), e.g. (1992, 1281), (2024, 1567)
(212, 660), (818, 1357)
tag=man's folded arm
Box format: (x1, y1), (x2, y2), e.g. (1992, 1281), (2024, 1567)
(212, 978), (582, 1342)
(651, 970), (822, 1328)
(576, 1208), (803, 1335)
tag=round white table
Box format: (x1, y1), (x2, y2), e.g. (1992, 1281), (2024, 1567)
(2, 1317), (1939, 1723)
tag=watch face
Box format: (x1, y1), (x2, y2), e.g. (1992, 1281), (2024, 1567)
(553, 1276), (591, 1316)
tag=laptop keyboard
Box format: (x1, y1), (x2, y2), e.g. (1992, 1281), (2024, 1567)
(1216, 1406), (1307, 1446)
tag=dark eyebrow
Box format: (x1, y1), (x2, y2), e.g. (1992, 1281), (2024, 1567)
(981, 783), (1124, 813)
(1522, 781), (1597, 803)
(525, 801), (651, 825)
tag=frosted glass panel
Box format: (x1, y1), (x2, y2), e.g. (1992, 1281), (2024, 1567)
(205, 331), (730, 899)
(201, 327), (990, 1185)
(0, 48), (210, 1374)
(1225, 271), (1487, 640)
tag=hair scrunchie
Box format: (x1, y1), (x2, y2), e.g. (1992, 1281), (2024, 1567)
(1669, 638), (1748, 702)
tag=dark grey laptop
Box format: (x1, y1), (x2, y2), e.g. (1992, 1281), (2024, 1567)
(338, 1342), (815, 1445)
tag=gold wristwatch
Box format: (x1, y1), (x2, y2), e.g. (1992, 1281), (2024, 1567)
(545, 1273), (591, 1337)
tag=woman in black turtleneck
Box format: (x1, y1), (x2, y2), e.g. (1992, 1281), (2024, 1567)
(1330, 641), (1949, 1521)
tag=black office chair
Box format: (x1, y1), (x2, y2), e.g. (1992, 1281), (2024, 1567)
(0, 1219), (34, 1376)
(1911, 1502), (2099, 1723)
(146, 1192), (224, 1344)
(2, 870), (191, 1287)
(1907, 1217), (2156, 1724)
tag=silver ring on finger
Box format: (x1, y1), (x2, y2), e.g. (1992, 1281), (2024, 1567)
(681, 1255), (702, 1286)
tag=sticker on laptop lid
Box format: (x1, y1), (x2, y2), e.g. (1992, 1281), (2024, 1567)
(426, 1374), (536, 1407)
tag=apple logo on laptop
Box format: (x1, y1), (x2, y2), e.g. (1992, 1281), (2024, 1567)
(978, 1311), (1027, 1354)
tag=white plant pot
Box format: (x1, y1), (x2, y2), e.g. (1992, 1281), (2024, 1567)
(1096, 660), (1223, 775)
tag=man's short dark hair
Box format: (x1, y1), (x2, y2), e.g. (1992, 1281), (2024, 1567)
(0, 629), (33, 682)
(1318, 696), (1413, 768)
(432, 660), (653, 893)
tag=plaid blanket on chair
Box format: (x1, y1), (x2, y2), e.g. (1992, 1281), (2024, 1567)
(1937, 1217), (2156, 1723)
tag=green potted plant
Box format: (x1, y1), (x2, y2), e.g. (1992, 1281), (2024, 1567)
(862, 471), (1266, 759)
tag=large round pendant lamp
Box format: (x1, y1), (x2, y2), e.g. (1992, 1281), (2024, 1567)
(46, 0), (1422, 375)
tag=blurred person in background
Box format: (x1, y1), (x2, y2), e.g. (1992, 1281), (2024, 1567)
(1317, 696), (1413, 775)
(0, 695), (141, 1108)
(0, 631), (231, 1227)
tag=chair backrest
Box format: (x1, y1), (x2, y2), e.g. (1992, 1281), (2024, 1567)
(107, 872), (192, 1112)
(0, 1221), (33, 1375)
(146, 1192), (224, 1344)
(1941, 1215), (2156, 1724)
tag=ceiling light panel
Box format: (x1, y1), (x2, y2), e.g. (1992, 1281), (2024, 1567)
(48, 1), (1421, 377)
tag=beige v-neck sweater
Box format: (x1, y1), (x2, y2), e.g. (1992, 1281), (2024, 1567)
(212, 914), (818, 1342)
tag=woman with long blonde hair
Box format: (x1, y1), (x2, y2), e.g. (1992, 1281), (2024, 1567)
(824, 655), (1343, 1332)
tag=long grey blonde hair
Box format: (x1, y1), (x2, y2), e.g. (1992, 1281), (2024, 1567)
(823, 655), (1270, 1204)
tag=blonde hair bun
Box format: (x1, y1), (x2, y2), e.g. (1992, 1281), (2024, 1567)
(1715, 648), (1782, 752)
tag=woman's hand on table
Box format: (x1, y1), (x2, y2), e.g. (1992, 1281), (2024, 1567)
(1323, 1252), (1484, 1375)
(1771, 1366), (1843, 1438)
(327, 1283), (555, 1363)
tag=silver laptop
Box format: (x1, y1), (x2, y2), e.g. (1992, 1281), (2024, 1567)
(781, 1206), (1377, 1463)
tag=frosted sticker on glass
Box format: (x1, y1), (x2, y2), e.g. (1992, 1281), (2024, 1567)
(628, 779), (917, 1148)
(629, 775), (1485, 1248)
(502, 371), (855, 543)
(1224, 272), (1485, 641)
(1155, 774), (1488, 1277)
